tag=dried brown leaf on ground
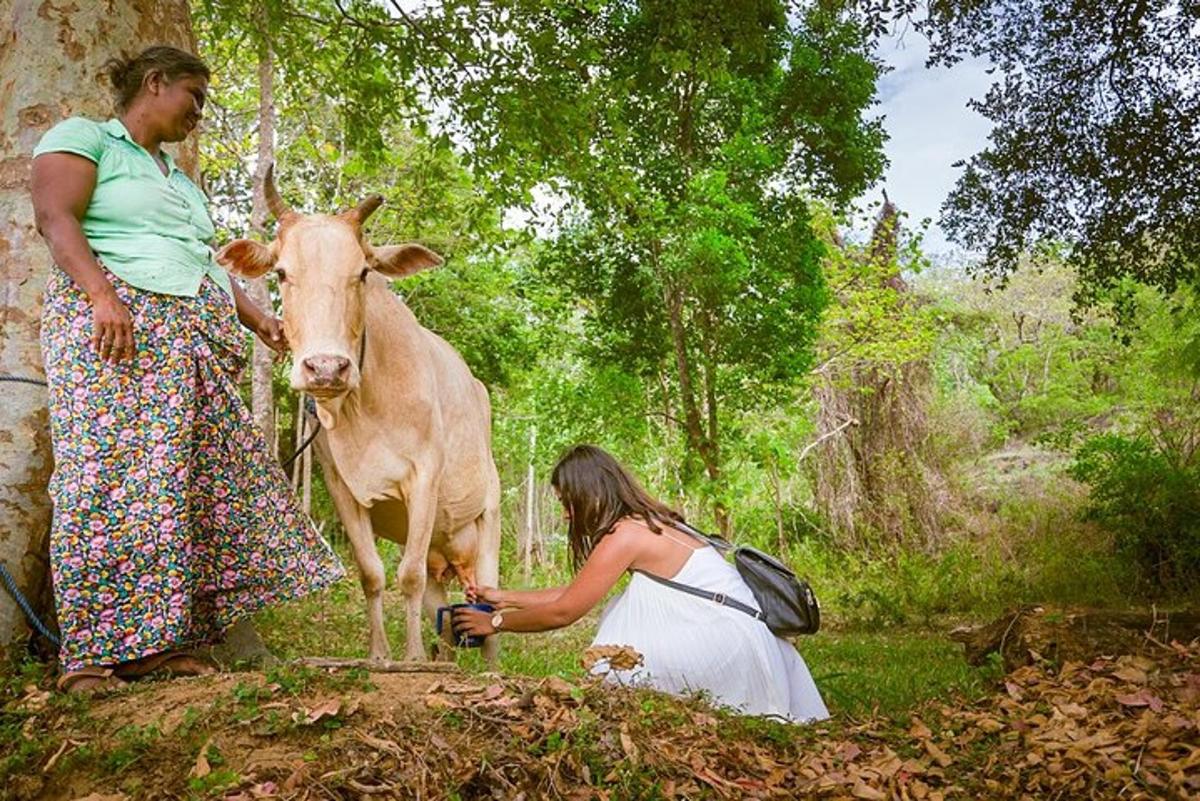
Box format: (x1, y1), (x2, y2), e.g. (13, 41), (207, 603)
(581, 644), (644, 672)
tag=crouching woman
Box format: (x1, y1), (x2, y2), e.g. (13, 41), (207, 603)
(455, 445), (829, 722)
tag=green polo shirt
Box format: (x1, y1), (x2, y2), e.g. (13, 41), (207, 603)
(33, 117), (233, 300)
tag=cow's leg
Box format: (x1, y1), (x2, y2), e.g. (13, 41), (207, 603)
(396, 479), (437, 661)
(421, 578), (455, 661)
(322, 462), (391, 660)
(475, 503), (503, 664)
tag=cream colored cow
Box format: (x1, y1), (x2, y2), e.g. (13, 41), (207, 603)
(217, 168), (501, 662)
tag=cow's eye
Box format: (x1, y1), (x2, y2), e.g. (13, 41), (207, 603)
(275, 267), (287, 283)
(359, 267), (370, 283)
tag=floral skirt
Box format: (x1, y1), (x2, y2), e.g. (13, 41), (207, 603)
(41, 268), (344, 671)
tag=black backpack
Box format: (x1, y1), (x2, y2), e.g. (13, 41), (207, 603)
(635, 522), (820, 637)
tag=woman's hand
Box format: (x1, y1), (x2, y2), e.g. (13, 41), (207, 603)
(465, 584), (506, 606)
(254, 315), (288, 354)
(451, 606), (496, 637)
(91, 289), (135, 363)
(231, 281), (287, 354)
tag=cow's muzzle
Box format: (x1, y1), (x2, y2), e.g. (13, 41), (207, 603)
(300, 354), (352, 394)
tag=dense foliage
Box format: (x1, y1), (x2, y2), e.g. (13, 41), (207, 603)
(866, 0), (1200, 296)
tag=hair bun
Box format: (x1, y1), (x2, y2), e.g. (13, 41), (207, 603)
(102, 54), (133, 92)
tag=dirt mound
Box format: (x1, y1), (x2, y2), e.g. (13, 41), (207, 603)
(951, 605), (1200, 672)
(3, 642), (1198, 800)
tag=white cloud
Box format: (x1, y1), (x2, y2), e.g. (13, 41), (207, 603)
(852, 29), (996, 257)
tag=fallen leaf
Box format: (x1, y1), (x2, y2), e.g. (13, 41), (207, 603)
(308, 698), (342, 724)
(852, 780), (887, 800)
(281, 763), (306, 792)
(1116, 690), (1164, 712)
(190, 738), (212, 779)
(581, 644), (644, 672)
(619, 730), (638, 763)
(424, 694), (459, 710)
(1112, 666), (1148, 684)
(909, 719), (933, 739)
(924, 741), (952, 768)
(543, 676), (578, 698)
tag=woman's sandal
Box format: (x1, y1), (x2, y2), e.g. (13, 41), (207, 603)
(115, 650), (219, 680)
(56, 666), (129, 696)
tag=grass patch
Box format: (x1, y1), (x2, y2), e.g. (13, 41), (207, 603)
(802, 631), (1003, 717)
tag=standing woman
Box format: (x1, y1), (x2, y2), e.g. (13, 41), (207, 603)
(456, 445), (829, 722)
(31, 46), (344, 693)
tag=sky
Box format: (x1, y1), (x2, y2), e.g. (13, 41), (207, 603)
(499, 18), (1000, 256)
(858, 27), (996, 258)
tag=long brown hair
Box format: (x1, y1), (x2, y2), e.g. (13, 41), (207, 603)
(550, 445), (684, 570)
(103, 45), (210, 112)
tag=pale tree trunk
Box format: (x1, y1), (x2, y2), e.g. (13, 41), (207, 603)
(521, 424), (537, 582)
(290, 393), (313, 516)
(301, 424), (313, 516)
(0, 0), (197, 664)
(247, 27), (276, 441)
(292, 398), (305, 492)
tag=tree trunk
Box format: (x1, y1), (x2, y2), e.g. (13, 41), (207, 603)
(300, 421), (313, 516)
(0, 0), (197, 664)
(522, 424), (537, 582)
(769, 456), (785, 552)
(247, 27), (276, 440)
(663, 284), (708, 473)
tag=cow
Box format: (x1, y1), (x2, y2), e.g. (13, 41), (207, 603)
(216, 167), (502, 662)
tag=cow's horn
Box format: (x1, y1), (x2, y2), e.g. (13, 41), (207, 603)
(263, 163), (293, 221)
(347, 195), (384, 226)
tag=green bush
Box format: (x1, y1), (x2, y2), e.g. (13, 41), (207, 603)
(1070, 433), (1200, 591)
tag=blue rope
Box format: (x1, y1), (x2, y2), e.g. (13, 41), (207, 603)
(282, 395), (321, 469)
(0, 561), (59, 647)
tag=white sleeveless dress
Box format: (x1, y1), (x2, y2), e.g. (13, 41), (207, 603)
(589, 541), (830, 722)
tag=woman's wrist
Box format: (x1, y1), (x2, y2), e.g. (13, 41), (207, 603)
(231, 280), (264, 330)
(236, 304), (263, 331)
(88, 284), (121, 306)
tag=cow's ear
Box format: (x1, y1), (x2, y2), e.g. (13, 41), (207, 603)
(370, 243), (443, 278)
(216, 239), (276, 279)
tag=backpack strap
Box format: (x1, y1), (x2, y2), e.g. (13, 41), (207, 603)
(674, 520), (734, 554)
(633, 569), (765, 623)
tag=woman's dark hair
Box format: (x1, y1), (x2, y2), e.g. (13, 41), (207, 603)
(550, 445), (684, 570)
(103, 46), (210, 112)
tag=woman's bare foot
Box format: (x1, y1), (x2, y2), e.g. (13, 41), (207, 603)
(56, 666), (128, 695)
(115, 650), (218, 680)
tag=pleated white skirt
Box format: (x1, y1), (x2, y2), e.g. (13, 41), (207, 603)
(589, 546), (830, 722)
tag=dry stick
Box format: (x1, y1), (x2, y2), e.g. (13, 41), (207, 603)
(296, 657), (461, 674)
(797, 416), (859, 463)
(997, 609), (1026, 664)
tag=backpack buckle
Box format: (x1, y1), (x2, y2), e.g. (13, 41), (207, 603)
(713, 592), (727, 605)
